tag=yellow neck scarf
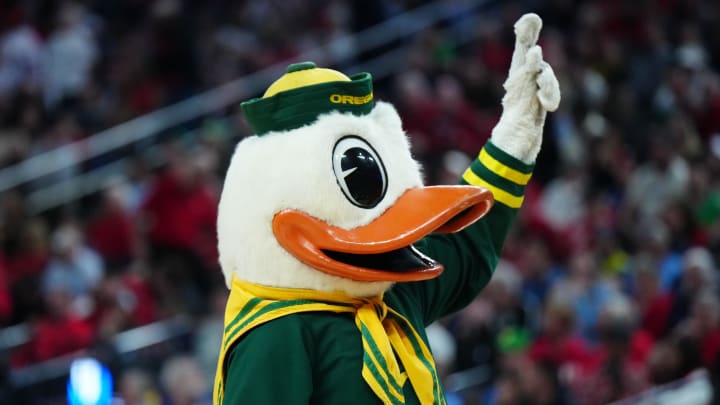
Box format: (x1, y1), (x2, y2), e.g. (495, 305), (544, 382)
(214, 279), (445, 405)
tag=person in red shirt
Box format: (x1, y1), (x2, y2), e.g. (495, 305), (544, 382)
(86, 185), (137, 270)
(140, 147), (220, 314)
(140, 149), (218, 267)
(529, 300), (592, 373)
(679, 289), (720, 369)
(633, 256), (674, 339)
(11, 283), (93, 367)
(573, 297), (653, 404)
(88, 262), (158, 340)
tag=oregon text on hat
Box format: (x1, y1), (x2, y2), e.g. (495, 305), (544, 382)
(329, 92), (373, 105)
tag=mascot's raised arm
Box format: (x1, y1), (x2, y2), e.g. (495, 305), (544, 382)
(213, 13), (560, 405)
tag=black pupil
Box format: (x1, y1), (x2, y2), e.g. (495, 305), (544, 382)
(341, 147), (384, 207)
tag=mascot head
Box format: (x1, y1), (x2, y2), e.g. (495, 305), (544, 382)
(217, 62), (493, 297)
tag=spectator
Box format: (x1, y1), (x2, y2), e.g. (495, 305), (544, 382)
(140, 147), (219, 314)
(5, 218), (49, 285)
(159, 355), (211, 405)
(41, 2), (99, 108)
(633, 219), (684, 293)
(667, 246), (718, 331)
(88, 270), (156, 341)
(140, 149), (218, 269)
(487, 355), (570, 405)
(118, 368), (162, 405)
(529, 299), (591, 375)
(535, 167), (588, 243)
(516, 235), (558, 307)
(12, 280), (93, 366)
(0, 6), (41, 98)
(42, 222), (104, 301)
(646, 339), (684, 386)
(86, 184), (137, 270)
(573, 297), (651, 404)
(5, 218), (49, 323)
(632, 255), (673, 339)
(679, 289), (720, 369)
(548, 250), (620, 342)
(624, 135), (690, 223)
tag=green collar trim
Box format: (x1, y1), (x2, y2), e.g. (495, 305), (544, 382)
(241, 72), (374, 136)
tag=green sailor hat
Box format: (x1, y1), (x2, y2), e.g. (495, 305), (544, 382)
(241, 62), (374, 136)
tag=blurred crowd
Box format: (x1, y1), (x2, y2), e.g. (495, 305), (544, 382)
(1, 0), (720, 404)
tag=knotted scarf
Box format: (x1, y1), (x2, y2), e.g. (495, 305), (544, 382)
(213, 279), (444, 405)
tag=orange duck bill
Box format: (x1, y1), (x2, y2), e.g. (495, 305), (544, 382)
(272, 185), (494, 282)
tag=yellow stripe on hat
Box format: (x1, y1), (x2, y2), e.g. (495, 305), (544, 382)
(462, 168), (524, 208)
(263, 62), (351, 97)
(479, 148), (532, 185)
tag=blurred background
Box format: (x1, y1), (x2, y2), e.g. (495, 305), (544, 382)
(0, 0), (719, 404)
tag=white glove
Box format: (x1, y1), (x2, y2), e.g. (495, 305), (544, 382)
(490, 13), (561, 164)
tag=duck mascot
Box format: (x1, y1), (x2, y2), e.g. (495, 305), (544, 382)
(213, 13), (559, 405)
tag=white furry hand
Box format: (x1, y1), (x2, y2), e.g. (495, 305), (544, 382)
(490, 13), (561, 164)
